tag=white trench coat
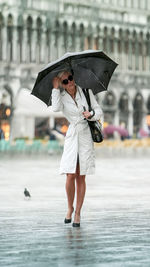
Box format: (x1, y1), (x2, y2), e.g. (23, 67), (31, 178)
(52, 86), (103, 175)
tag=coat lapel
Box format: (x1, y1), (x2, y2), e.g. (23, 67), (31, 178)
(61, 88), (77, 106)
(77, 86), (89, 110)
(61, 86), (88, 110)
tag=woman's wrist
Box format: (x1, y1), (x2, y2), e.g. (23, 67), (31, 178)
(88, 109), (95, 119)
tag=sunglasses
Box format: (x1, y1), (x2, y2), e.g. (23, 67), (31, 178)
(62, 75), (73, 85)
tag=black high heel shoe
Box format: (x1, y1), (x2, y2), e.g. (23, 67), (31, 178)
(64, 207), (74, 224)
(64, 218), (72, 224)
(72, 222), (80, 227)
(72, 212), (80, 227)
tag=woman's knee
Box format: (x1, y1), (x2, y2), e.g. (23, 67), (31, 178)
(76, 175), (86, 184)
(67, 173), (76, 181)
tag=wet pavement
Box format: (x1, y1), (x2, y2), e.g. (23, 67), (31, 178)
(0, 155), (150, 267)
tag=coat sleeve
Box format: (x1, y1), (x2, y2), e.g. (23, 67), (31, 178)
(51, 88), (64, 112)
(87, 89), (104, 123)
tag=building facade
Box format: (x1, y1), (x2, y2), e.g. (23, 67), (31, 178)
(0, 0), (150, 139)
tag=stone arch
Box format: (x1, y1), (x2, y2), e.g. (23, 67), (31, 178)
(71, 21), (76, 36)
(132, 29), (137, 38)
(26, 16), (33, 62)
(131, 30), (137, 70)
(139, 31), (146, 71)
(125, 29), (132, 70)
(103, 26), (108, 36)
(45, 18), (51, 50)
(110, 27), (115, 53)
(138, 31), (143, 61)
(36, 17), (42, 44)
(132, 30), (136, 52)
(133, 92), (144, 133)
(103, 91), (116, 124)
(79, 23), (84, 34)
(103, 26), (108, 52)
(124, 29), (130, 54)
(54, 20), (60, 47)
(119, 92), (129, 112)
(63, 21), (68, 52)
(63, 21), (68, 30)
(17, 15), (24, 62)
(146, 31), (150, 42)
(96, 24), (100, 34)
(0, 85), (13, 139)
(119, 92), (129, 127)
(27, 16), (33, 26)
(0, 13), (4, 25)
(55, 20), (60, 30)
(118, 28), (123, 36)
(103, 91), (116, 106)
(37, 17), (42, 26)
(7, 14), (13, 26)
(0, 84), (13, 107)
(79, 23), (85, 50)
(71, 22), (76, 50)
(86, 24), (93, 49)
(72, 22), (76, 32)
(94, 25), (100, 50)
(147, 95), (150, 114)
(27, 16), (33, 41)
(7, 14), (13, 61)
(118, 28), (123, 54)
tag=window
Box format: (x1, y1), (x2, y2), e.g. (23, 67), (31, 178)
(147, 95), (150, 113)
(103, 91), (116, 106)
(133, 93), (143, 133)
(17, 15), (23, 62)
(63, 21), (68, 52)
(119, 93), (129, 112)
(0, 13), (3, 60)
(80, 24), (84, 50)
(45, 18), (51, 61)
(7, 14), (13, 61)
(36, 17), (42, 63)
(27, 16), (33, 62)
(71, 22), (76, 50)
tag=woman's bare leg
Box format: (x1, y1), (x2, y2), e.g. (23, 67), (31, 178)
(74, 164), (86, 223)
(65, 173), (75, 219)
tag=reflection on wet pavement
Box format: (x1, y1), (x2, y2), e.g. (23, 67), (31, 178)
(0, 156), (150, 266)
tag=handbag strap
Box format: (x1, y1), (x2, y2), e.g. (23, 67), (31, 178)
(83, 88), (92, 112)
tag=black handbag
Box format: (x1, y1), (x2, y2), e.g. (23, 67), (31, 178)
(83, 89), (103, 143)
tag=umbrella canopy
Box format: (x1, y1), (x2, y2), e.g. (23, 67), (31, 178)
(116, 126), (129, 137)
(103, 125), (129, 137)
(139, 128), (149, 137)
(32, 50), (118, 106)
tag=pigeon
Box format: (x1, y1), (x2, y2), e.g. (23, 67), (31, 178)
(24, 188), (31, 198)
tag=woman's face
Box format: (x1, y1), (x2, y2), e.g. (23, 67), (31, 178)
(60, 72), (75, 91)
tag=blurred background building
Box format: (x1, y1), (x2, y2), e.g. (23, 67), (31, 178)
(0, 0), (150, 140)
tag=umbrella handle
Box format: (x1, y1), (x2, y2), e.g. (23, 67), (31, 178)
(83, 106), (87, 120)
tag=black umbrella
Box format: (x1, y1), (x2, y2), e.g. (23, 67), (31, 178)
(31, 50), (118, 106)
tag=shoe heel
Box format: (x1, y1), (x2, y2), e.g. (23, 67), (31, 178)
(64, 218), (71, 224)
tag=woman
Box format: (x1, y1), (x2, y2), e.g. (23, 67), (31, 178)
(52, 71), (103, 227)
